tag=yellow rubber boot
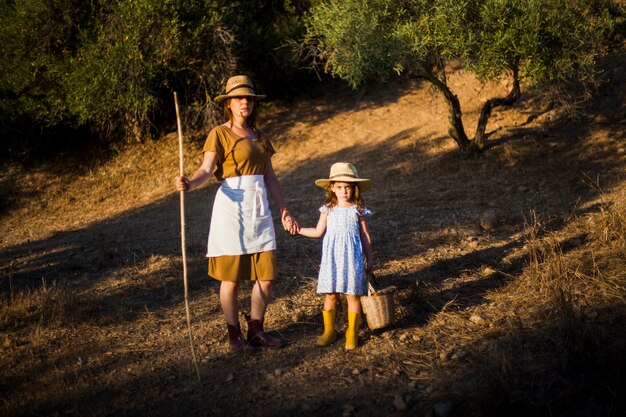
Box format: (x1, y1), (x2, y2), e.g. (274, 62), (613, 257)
(345, 312), (361, 350)
(316, 309), (338, 346)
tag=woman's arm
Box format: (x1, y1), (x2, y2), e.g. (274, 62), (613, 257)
(264, 160), (300, 233)
(175, 151), (218, 191)
(359, 217), (374, 271)
(298, 213), (327, 238)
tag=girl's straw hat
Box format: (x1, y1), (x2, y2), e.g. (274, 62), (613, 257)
(215, 75), (267, 103)
(315, 162), (372, 192)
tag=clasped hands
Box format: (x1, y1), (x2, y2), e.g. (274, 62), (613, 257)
(281, 210), (300, 235)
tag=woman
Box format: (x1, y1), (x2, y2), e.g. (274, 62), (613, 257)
(175, 75), (298, 353)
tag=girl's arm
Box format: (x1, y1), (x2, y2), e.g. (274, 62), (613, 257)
(264, 160), (299, 233)
(175, 151), (218, 191)
(359, 216), (374, 271)
(298, 213), (327, 238)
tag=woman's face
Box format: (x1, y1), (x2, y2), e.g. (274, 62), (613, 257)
(228, 96), (254, 119)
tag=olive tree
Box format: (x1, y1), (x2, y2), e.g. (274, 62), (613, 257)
(305, 0), (624, 152)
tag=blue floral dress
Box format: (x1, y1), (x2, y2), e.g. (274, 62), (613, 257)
(317, 204), (371, 296)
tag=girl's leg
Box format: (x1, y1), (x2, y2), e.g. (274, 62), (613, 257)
(317, 293), (339, 346)
(345, 295), (362, 313)
(323, 293), (339, 311)
(345, 294), (362, 350)
(220, 281), (240, 325)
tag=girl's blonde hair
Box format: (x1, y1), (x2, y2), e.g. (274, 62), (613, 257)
(324, 181), (366, 212)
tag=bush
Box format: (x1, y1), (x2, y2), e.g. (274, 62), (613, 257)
(0, 0), (237, 143)
(220, 0), (318, 99)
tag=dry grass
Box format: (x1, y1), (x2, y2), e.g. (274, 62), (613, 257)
(1, 57), (625, 417)
(413, 193), (626, 416)
(1, 279), (77, 345)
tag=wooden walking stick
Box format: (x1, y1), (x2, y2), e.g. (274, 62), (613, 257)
(174, 91), (201, 383)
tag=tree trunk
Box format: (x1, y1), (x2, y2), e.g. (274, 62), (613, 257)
(472, 66), (521, 151)
(424, 71), (471, 151)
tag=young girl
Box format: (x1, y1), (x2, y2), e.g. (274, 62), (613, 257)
(298, 162), (373, 350)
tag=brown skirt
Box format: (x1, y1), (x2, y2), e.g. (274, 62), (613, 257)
(208, 250), (277, 282)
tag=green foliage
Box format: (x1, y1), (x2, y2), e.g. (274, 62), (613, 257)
(0, 0), (319, 142)
(471, 0), (623, 84)
(1, 0), (84, 125)
(0, 0), (237, 141)
(305, 0), (624, 150)
(308, 0), (409, 87)
(1, 0), (620, 145)
(65, 1), (165, 135)
(219, 0), (314, 97)
(307, 0), (624, 87)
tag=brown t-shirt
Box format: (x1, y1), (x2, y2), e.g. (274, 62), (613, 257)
(203, 125), (277, 281)
(202, 125), (275, 181)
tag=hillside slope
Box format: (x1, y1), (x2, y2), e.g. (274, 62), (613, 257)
(1, 59), (625, 417)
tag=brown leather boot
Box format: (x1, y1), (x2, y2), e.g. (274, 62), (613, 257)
(226, 323), (255, 353)
(245, 314), (285, 349)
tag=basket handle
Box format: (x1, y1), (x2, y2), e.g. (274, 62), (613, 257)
(366, 270), (377, 296)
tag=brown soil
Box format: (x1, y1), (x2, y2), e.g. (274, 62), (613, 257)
(1, 59), (625, 417)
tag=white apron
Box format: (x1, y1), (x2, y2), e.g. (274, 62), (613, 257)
(206, 175), (277, 257)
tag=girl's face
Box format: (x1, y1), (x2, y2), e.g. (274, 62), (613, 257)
(331, 182), (355, 203)
(228, 96), (254, 119)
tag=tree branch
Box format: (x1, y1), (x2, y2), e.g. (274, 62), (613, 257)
(423, 70), (471, 150)
(472, 65), (521, 151)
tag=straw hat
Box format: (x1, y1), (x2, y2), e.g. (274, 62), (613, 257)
(214, 75), (266, 103)
(315, 162), (372, 192)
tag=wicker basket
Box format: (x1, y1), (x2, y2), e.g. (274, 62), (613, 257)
(360, 277), (395, 330)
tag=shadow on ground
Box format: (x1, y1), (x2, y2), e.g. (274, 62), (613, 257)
(1, 59), (625, 417)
